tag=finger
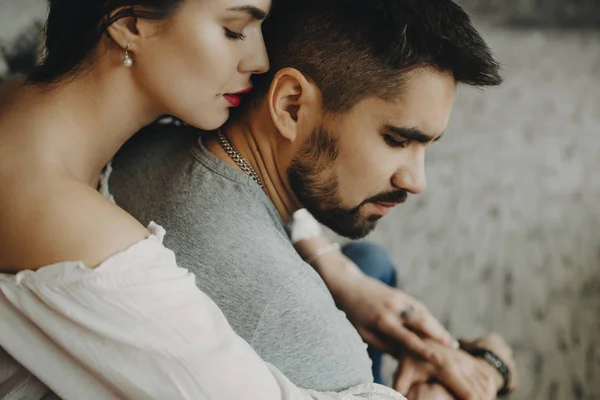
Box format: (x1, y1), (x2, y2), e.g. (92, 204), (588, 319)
(436, 367), (477, 400)
(481, 372), (499, 400)
(475, 367), (500, 400)
(509, 363), (518, 391)
(378, 316), (440, 362)
(409, 383), (455, 400)
(393, 363), (418, 395)
(474, 366), (500, 400)
(405, 384), (426, 400)
(457, 338), (472, 350)
(357, 327), (396, 354)
(465, 371), (487, 400)
(404, 305), (457, 348)
(406, 385), (420, 400)
(426, 384), (455, 400)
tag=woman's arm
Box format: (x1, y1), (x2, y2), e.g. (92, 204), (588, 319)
(0, 225), (404, 400)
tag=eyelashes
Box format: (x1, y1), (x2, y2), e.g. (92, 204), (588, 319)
(383, 135), (409, 148)
(224, 28), (247, 41)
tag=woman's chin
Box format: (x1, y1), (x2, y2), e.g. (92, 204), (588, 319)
(184, 108), (230, 132)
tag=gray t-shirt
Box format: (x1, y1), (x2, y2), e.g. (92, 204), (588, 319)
(110, 125), (373, 392)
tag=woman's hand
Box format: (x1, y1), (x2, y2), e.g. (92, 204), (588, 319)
(406, 383), (455, 400)
(393, 339), (501, 400)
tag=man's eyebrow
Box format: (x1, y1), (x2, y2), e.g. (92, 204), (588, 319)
(383, 125), (443, 144)
(226, 5), (268, 20)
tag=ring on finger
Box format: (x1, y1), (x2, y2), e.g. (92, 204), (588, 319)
(400, 305), (416, 321)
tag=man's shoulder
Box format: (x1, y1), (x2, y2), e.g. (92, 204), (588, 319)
(114, 124), (201, 178)
(175, 212), (302, 284)
(121, 123), (203, 155)
(112, 124), (273, 225)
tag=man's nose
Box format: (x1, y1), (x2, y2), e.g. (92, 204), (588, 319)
(391, 149), (427, 195)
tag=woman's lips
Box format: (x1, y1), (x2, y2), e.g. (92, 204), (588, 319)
(223, 87), (252, 107)
(224, 94), (242, 107)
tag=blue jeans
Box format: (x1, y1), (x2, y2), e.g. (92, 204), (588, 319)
(341, 242), (397, 385)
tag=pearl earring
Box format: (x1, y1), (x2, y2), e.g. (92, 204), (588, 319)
(123, 44), (133, 67)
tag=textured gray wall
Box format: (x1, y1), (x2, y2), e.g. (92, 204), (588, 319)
(374, 25), (600, 400)
(0, 0), (45, 77)
(0, 0), (45, 41)
(461, 0), (600, 27)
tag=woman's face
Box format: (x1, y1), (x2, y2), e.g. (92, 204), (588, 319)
(134, 0), (271, 130)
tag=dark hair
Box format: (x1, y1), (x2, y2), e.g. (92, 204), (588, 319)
(244, 0), (502, 114)
(28, 0), (184, 84)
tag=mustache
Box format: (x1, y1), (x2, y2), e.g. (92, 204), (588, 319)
(364, 190), (408, 205)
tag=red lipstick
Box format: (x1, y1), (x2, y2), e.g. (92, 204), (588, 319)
(224, 94), (242, 107)
(223, 86), (252, 107)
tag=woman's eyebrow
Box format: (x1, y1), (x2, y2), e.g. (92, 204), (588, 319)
(226, 5), (268, 21)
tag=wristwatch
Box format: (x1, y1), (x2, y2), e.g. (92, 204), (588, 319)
(466, 347), (512, 397)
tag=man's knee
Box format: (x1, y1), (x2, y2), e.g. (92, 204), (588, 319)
(341, 242), (397, 287)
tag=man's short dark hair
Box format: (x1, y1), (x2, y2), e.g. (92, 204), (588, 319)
(243, 0), (502, 114)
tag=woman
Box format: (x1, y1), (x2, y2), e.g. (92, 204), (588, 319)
(0, 0), (403, 398)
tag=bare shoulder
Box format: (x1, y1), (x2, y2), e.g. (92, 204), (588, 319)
(0, 176), (148, 273)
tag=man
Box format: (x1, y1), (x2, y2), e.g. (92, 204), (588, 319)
(111, 0), (515, 398)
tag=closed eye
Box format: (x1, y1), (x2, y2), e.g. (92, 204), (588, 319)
(224, 28), (247, 41)
(384, 135), (409, 148)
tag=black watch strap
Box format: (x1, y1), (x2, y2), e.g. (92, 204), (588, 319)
(467, 347), (511, 397)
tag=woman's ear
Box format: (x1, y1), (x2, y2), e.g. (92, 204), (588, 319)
(106, 9), (162, 53)
(267, 68), (322, 143)
(106, 12), (140, 51)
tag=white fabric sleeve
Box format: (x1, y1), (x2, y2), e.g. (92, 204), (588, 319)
(290, 209), (323, 244)
(0, 223), (404, 400)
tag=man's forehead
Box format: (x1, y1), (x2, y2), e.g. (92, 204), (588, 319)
(349, 90), (453, 139)
(382, 73), (455, 135)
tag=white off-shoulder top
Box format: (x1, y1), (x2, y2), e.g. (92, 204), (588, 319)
(0, 221), (404, 400)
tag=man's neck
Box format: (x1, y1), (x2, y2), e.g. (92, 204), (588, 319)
(203, 118), (301, 222)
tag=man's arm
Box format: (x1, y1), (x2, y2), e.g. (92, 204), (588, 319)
(292, 210), (457, 362)
(291, 211), (518, 400)
(291, 210), (455, 363)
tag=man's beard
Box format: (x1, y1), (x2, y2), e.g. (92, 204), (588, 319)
(288, 126), (407, 239)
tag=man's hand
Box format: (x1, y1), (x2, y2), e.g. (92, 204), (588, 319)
(293, 230), (454, 362)
(459, 334), (518, 394)
(394, 336), (516, 400)
(406, 383), (455, 400)
(335, 272), (457, 363)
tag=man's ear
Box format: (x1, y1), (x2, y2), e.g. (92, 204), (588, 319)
(267, 68), (321, 143)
